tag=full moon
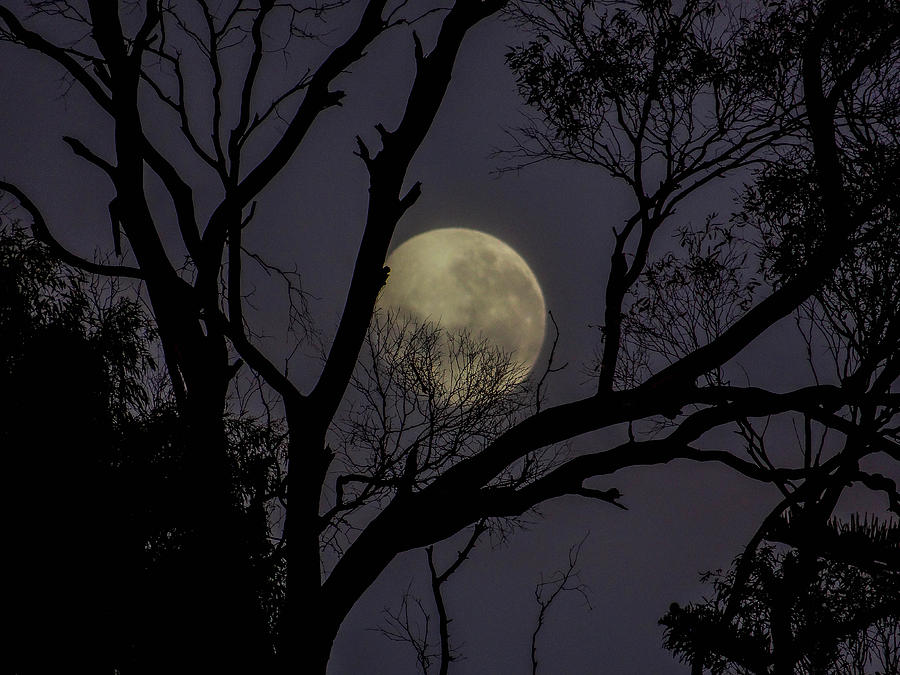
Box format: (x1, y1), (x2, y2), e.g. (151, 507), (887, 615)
(377, 228), (546, 380)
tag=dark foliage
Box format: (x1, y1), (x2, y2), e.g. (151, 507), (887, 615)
(661, 528), (900, 675)
(0, 224), (286, 672)
(1, 224), (145, 672)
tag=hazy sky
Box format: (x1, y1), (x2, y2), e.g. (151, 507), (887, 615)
(0, 4), (894, 674)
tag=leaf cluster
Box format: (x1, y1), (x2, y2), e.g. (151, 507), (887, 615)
(661, 530), (900, 675)
(615, 219), (760, 388)
(0, 220), (290, 666)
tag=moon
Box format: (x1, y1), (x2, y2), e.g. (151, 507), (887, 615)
(377, 228), (546, 381)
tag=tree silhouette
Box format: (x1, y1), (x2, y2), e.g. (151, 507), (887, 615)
(1, 221), (148, 673)
(0, 221), (288, 671)
(0, 0), (899, 672)
(661, 520), (900, 674)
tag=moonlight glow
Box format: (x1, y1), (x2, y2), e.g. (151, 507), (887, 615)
(377, 228), (547, 379)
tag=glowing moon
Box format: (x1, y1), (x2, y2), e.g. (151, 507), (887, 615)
(377, 228), (546, 379)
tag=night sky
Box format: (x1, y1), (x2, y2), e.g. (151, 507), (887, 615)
(1, 3), (896, 673)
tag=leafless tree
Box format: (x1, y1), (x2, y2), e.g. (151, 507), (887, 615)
(530, 536), (592, 675)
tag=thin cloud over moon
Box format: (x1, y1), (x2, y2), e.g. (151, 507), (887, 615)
(378, 227), (547, 377)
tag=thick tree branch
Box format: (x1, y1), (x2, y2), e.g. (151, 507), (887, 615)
(309, 0), (507, 428)
(321, 383), (858, 648)
(530, 537), (590, 675)
(196, 0), (390, 305)
(227, 0), (275, 179)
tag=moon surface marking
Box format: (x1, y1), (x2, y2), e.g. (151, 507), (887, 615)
(377, 228), (547, 380)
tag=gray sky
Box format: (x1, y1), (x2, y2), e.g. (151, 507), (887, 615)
(0, 4), (895, 673)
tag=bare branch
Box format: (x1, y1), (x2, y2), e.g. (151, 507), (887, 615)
(531, 535), (591, 675)
(0, 181), (144, 279)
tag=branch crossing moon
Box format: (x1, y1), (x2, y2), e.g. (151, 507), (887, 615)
(377, 228), (546, 381)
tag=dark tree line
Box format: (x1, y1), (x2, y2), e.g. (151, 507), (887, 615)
(0, 0), (898, 673)
(662, 520), (900, 674)
(0, 223), (286, 671)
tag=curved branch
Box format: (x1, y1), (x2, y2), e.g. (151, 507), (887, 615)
(0, 5), (113, 114)
(62, 136), (115, 177)
(0, 181), (144, 279)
